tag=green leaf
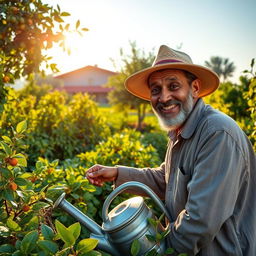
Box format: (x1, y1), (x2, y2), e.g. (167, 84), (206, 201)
(12, 250), (23, 256)
(20, 230), (39, 254)
(13, 153), (26, 159)
(7, 218), (21, 231)
(15, 240), (21, 250)
(148, 218), (157, 227)
(16, 120), (27, 134)
(68, 222), (81, 241)
(61, 12), (70, 16)
(41, 224), (55, 240)
(36, 161), (44, 170)
(14, 177), (28, 186)
(17, 158), (28, 167)
(1, 136), (12, 144)
(0, 141), (12, 155)
(156, 232), (162, 242)
(145, 234), (156, 242)
(52, 159), (59, 167)
(25, 216), (39, 230)
(19, 172), (32, 179)
(32, 202), (50, 211)
(165, 248), (175, 254)
(76, 20), (80, 29)
(55, 220), (75, 246)
(3, 189), (15, 201)
(0, 167), (12, 178)
(79, 251), (102, 256)
(76, 238), (98, 254)
(54, 15), (64, 23)
(0, 244), (15, 253)
(145, 248), (158, 256)
(71, 193), (80, 199)
(251, 58), (255, 68)
(131, 239), (140, 256)
(161, 228), (170, 238)
(37, 240), (58, 254)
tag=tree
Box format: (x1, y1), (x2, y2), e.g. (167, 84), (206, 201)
(204, 58), (256, 150)
(107, 41), (155, 130)
(243, 58), (256, 150)
(205, 56), (236, 82)
(0, 0), (87, 110)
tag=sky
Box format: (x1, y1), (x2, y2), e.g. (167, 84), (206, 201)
(45, 0), (256, 83)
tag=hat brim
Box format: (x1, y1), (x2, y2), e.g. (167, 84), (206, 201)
(124, 63), (220, 101)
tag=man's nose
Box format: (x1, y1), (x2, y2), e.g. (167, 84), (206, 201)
(159, 87), (171, 103)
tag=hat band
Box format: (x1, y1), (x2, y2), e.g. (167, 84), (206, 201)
(154, 59), (183, 66)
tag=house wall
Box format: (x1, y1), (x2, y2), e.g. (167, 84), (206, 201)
(55, 66), (116, 105)
(60, 69), (111, 86)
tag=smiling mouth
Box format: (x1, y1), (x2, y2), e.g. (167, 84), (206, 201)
(162, 104), (177, 111)
(158, 103), (179, 114)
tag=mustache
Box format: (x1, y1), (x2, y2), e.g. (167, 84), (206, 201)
(156, 100), (181, 110)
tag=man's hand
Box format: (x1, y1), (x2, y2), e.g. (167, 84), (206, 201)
(86, 164), (118, 186)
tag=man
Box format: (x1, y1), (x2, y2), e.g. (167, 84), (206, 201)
(86, 45), (256, 255)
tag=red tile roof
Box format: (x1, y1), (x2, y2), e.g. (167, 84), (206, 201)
(55, 65), (117, 78)
(57, 85), (113, 94)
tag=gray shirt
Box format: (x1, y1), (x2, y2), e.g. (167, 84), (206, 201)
(116, 98), (256, 256)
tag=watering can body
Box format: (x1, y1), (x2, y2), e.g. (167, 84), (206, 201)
(54, 181), (170, 256)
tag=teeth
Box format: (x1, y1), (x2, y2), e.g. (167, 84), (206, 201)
(163, 104), (176, 110)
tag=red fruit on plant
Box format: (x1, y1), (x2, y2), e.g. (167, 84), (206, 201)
(29, 176), (38, 183)
(3, 75), (10, 83)
(22, 205), (30, 212)
(9, 182), (18, 191)
(47, 168), (54, 174)
(8, 158), (18, 166)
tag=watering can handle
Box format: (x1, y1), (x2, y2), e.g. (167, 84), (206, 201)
(102, 181), (171, 222)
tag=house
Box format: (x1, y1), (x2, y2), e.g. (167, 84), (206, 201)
(55, 65), (117, 104)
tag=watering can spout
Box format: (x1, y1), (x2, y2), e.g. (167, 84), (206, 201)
(54, 193), (103, 235)
(54, 193), (119, 256)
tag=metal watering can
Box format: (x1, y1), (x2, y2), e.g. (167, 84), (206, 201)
(54, 181), (170, 256)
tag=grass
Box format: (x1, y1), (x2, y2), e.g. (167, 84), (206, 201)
(98, 105), (162, 131)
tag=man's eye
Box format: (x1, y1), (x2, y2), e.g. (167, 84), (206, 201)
(151, 87), (160, 95)
(169, 84), (179, 90)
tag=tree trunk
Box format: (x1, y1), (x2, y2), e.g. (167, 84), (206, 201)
(136, 104), (147, 131)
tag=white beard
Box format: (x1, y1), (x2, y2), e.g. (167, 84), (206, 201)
(152, 91), (194, 131)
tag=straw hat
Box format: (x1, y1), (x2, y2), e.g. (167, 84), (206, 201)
(124, 45), (220, 101)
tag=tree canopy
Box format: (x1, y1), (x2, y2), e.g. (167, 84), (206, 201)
(0, 0), (87, 109)
(205, 56), (236, 82)
(106, 41), (155, 130)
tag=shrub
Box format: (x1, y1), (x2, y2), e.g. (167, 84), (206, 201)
(0, 89), (110, 165)
(0, 121), (102, 255)
(141, 132), (168, 162)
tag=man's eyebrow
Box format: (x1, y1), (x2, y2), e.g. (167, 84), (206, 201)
(165, 76), (178, 82)
(148, 75), (179, 87)
(148, 81), (159, 88)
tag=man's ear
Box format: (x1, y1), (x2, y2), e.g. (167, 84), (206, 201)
(191, 79), (201, 98)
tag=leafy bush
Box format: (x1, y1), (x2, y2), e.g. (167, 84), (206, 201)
(0, 89), (110, 165)
(0, 121), (104, 255)
(141, 132), (168, 162)
(78, 128), (161, 168)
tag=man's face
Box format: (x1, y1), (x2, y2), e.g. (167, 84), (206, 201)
(148, 69), (198, 131)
